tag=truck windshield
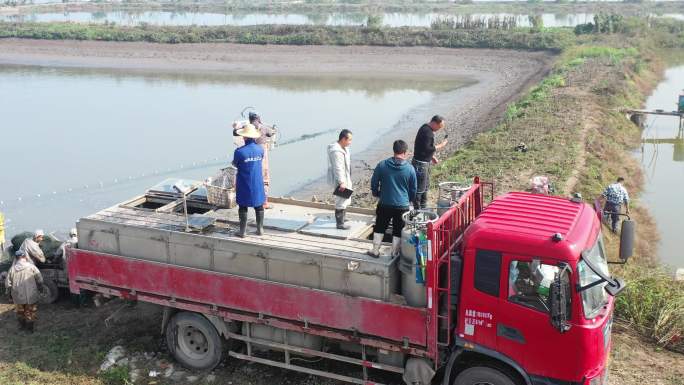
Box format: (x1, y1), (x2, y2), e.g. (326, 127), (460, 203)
(577, 234), (610, 319)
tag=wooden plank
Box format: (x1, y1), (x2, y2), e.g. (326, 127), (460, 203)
(87, 199), (383, 260)
(86, 214), (377, 260)
(270, 196), (376, 215)
(622, 108), (683, 117)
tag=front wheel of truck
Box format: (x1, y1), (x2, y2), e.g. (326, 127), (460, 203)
(453, 366), (518, 385)
(166, 312), (223, 370)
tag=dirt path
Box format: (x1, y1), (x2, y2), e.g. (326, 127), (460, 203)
(0, 39), (554, 206)
(563, 106), (598, 195)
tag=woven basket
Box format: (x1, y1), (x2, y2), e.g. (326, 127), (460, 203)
(207, 167), (236, 208)
(207, 185), (235, 208)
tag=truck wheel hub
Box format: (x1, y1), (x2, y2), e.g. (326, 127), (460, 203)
(178, 325), (210, 358)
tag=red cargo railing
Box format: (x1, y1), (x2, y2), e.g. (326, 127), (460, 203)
(425, 177), (493, 365)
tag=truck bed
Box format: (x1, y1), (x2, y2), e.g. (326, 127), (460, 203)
(78, 197), (399, 301)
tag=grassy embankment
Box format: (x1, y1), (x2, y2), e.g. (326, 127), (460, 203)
(432, 18), (684, 354)
(0, 20), (574, 50)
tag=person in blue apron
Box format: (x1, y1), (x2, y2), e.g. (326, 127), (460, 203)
(232, 124), (266, 238)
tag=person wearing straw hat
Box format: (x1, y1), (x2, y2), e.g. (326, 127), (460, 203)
(232, 124), (266, 238)
(233, 111), (277, 208)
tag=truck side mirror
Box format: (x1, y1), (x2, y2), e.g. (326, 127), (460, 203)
(550, 267), (571, 333)
(619, 219), (635, 262)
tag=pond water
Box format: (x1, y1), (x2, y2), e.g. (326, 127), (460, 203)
(638, 64), (684, 269)
(0, 65), (463, 236)
(3, 9), (682, 28)
(0, 11), (635, 28)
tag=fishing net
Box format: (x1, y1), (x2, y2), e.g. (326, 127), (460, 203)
(9, 232), (63, 260)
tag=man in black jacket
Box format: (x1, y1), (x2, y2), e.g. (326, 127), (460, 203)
(412, 115), (448, 209)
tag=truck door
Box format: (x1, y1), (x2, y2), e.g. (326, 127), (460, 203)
(458, 249), (501, 350)
(496, 254), (562, 371)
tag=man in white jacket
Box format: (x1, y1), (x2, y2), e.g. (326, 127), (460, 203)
(327, 130), (353, 230)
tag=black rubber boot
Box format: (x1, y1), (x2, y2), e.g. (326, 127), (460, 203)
(18, 318), (26, 331)
(237, 208), (248, 238)
(335, 210), (350, 230)
(255, 208), (265, 236)
(26, 321), (34, 333)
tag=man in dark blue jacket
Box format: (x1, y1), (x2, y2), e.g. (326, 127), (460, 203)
(368, 140), (417, 258)
(232, 124), (266, 238)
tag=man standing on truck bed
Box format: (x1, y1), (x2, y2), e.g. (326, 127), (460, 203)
(327, 129), (353, 230)
(233, 112), (277, 209)
(232, 124), (266, 238)
(601, 177), (630, 233)
(19, 230), (46, 265)
(5, 250), (46, 333)
(368, 140), (417, 258)
(412, 115), (448, 209)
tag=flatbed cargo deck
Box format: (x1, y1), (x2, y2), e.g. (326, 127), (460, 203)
(78, 193), (401, 302)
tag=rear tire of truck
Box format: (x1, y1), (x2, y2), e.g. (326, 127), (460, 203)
(166, 312), (223, 371)
(453, 366), (517, 385)
(39, 279), (60, 304)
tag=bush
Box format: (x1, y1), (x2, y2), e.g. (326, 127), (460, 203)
(615, 265), (684, 353)
(99, 366), (130, 385)
(365, 14), (382, 30)
(0, 22), (574, 51)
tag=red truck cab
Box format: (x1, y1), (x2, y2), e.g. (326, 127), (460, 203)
(449, 191), (625, 385)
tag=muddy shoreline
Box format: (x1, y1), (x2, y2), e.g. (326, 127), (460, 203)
(0, 39), (554, 206)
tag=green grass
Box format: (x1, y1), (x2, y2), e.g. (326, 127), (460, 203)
(615, 265), (684, 353)
(0, 21), (575, 51)
(0, 362), (104, 385)
(99, 366), (130, 385)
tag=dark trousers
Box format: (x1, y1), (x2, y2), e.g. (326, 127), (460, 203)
(239, 205), (264, 215)
(412, 159), (431, 209)
(604, 202), (621, 232)
(374, 205), (409, 237)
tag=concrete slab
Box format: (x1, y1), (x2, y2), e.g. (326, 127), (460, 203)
(299, 215), (369, 239)
(207, 202), (375, 235)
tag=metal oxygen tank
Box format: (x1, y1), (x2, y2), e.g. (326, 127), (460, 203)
(400, 210), (438, 307)
(437, 182), (472, 216)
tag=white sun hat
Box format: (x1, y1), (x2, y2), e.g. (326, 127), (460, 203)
(236, 124), (261, 139)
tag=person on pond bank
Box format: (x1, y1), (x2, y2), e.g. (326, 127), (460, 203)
(19, 230), (46, 265)
(327, 129), (353, 230)
(232, 124), (266, 238)
(601, 177), (630, 233)
(0, 211), (5, 255)
(368, 140), (417, 258)
(412, 115), (448, 209)
(233, 112), (277, 209)
(5, 250), (46, 333)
